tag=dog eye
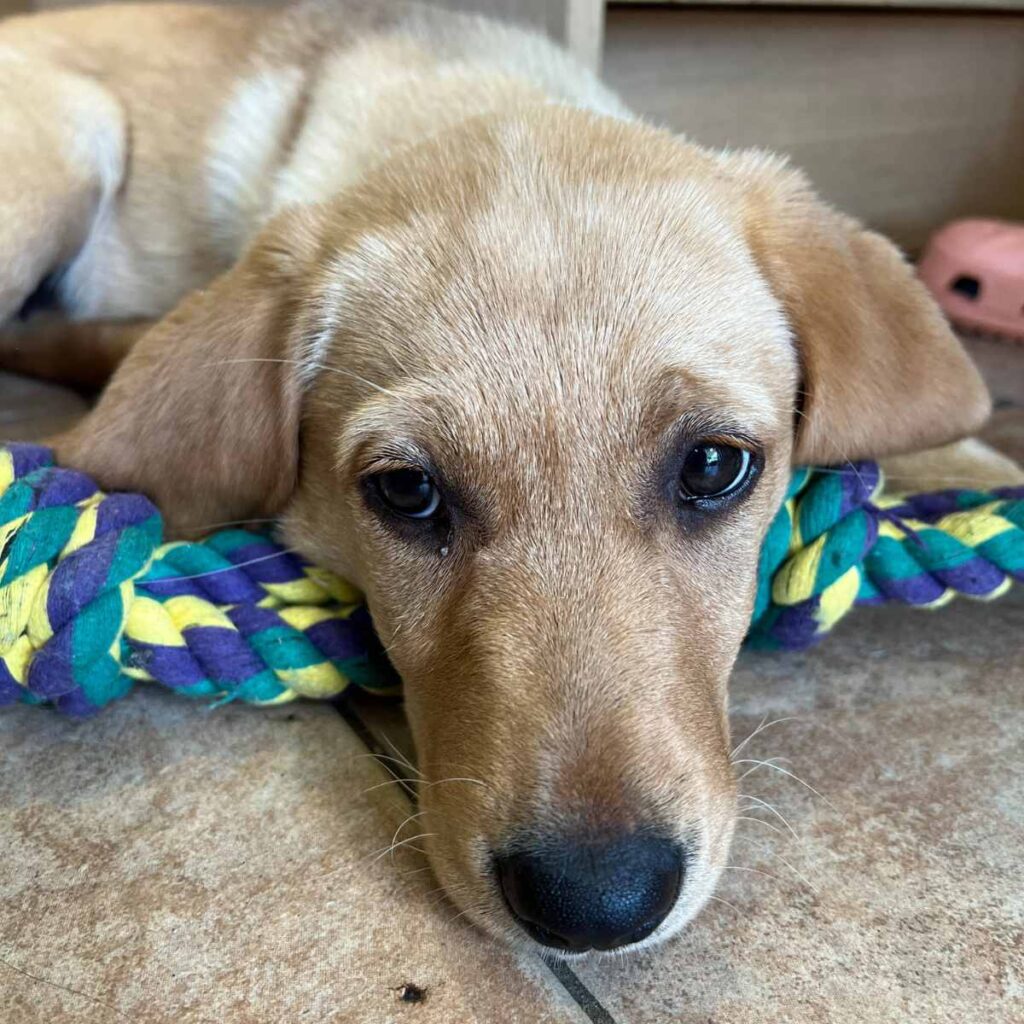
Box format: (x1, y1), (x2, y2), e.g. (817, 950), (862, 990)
(373, 468), (443, 519)
(678, 443), (751, 500)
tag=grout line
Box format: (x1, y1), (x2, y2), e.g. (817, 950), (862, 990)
(330, 694), (620, 1024)
(545, 959), (618, 1024)
(332, 695), (417, 802)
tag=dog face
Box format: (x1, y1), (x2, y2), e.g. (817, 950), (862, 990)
(59, 110), (990, 954)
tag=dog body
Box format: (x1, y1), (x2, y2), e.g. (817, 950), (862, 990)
(0, 1), (626, 322)
(0, 1), (1012, 955)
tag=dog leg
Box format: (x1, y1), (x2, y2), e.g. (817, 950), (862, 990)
(0, 316), (154, 392)
(0, 54), (126, 323)
(880, 437), (1024, 491)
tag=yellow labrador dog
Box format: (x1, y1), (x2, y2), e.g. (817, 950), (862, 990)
(1, 0), (1017, 956)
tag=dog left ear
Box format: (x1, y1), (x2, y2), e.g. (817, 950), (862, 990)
(722, 151), (991, 465)
(56, 210), (322, 537)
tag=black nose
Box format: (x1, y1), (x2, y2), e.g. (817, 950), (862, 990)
(495, 833), (683, 952)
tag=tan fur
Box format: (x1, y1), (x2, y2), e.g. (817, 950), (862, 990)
(881, 437), (1024, 492)
(0, 0), (1011, 955)
(0, 316), (152, 390)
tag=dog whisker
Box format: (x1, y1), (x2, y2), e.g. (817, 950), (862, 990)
(354, 751), (420, 774)
(426, 776), (490, 789)
(736, 794), (800, 840)
(446, 899), (492, 928)
(735, 758), (837, 811)
(426, 881), (475, 908)
(387, 809), (429, 860)
(419, 757), (494, 780)
(174, 516), (282, 532)
(148, 548), (299, 582)
(374, 746), (495, 793)
(399, 865), (434, 879)
(734, 813), (786, 838)
(386, 810), (441, 871)
(799, 464), (1022, 488)
(378, 730), (422, 777)
(360, 776), (421, 795)
(730, 834), (819, 893)
(730, 716), (800, 759)
(718, 864), (792, 889)
(360, 773), (490, 797)
(735, 755), (791, 782)
(369, 832), (437, 863)
(201, 356), (402, 399)
(706, 893), (743, 917)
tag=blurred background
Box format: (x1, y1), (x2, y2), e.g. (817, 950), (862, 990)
(2, 0), (1023, 253)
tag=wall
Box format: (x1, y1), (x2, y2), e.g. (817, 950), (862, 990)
(604, 5), (1024, 250)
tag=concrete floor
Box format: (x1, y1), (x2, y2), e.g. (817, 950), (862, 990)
(2, 336), (1022, 1022)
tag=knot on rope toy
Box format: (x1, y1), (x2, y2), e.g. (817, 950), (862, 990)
(1, 443), (1021, 717)
(0, 444), (398, 717)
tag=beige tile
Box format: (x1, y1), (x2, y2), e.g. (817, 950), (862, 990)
(343, 597), (1024, 1022)
(6, 588), (1021, 1023)
(0, 693), (590, 1023)
(962, 334), (1024, 411)
(572, 593), (1024, 1023)
(980, 408), (1024, 468)
(0, 372), (87, 441)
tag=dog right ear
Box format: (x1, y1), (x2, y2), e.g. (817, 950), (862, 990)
(720, 150), (991, 465)
(56, 210), (323, 537)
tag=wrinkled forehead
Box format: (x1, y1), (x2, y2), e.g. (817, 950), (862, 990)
(316, 174), (798, 473)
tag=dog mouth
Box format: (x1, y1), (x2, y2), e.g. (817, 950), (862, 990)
(410, 808), (725, 957)
(391, 734), (737, 955)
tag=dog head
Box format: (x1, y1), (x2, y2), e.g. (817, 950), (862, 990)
(60, 109), (989, 954)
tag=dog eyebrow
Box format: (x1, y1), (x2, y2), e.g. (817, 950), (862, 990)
(642, 362), (778, 442)
(356, 437), (435, 475)
(663, 409), (764, 453)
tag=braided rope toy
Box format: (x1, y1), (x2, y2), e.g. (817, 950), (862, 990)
(0, 444), (399, 717)
(2, 442), (1022, 717)
(750, 461), (1023, 648)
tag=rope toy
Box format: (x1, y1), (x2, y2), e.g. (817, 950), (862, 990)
(2, 443), (1021, 717)
(0, 444), (398, 717)
(750, 461), (1024, 648)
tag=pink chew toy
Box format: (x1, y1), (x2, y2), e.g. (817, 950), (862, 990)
(918, 218), (1024, 342)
